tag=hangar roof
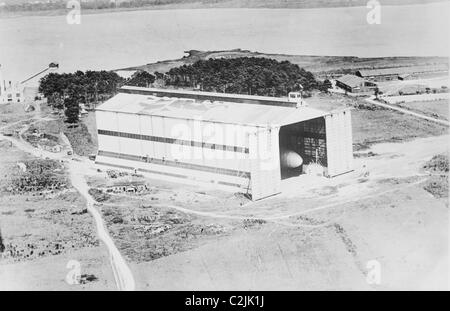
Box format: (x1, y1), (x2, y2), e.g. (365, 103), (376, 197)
(96, 93), (331, 127)
(120, 86), (297, 107)
(336, 74), (365, 88)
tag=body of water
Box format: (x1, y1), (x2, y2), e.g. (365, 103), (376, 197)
(0, 2), (448, 82)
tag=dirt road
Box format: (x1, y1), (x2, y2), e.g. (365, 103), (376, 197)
(0, 121), (135, 291)
(365, 96), (449, 126)
(68, 160), (135, 291)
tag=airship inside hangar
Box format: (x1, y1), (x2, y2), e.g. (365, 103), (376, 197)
(95, 86), (353, 200)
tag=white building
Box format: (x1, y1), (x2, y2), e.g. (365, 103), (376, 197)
(95, 87), (353, 200)
(0, 65), (24, 104)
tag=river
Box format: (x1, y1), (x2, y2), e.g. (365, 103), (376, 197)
(0, 2), (448, 82)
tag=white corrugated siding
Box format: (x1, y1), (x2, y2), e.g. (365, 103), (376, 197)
(325, 110), (353, 177)
(96, 110), (254, 189)
(248, 127), (281, 200)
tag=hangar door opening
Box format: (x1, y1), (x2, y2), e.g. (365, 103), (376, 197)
(278, 117), (327, 179)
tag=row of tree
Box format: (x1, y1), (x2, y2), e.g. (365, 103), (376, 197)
(0, 0), (211, 13)
(164, 57), (321, 96)
(39, 58), (330, 123)
(39, 70), (155, 123)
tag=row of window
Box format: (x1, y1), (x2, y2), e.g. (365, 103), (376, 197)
(97, 150), (251, 178)
(96, 161), (245, 189)
(98, 129), (249, 153)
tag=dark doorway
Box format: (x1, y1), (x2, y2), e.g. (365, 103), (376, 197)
(279, 117), (327, 180)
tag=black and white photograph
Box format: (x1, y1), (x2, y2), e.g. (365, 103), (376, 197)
(0, 0), (448, 293)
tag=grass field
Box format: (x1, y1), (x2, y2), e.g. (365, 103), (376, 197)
(306, 93), (449, 151)
(27, 114), (97, 157)
(397, 99), (449, 121)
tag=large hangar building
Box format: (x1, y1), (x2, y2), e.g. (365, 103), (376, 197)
(95, 87), (353, 200)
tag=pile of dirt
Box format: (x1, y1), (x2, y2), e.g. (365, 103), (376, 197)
(423, 154), (449, 173)
(106, 169), (129, 179)
(80, 274), (98, 284)
(23, 126), (60, 148)
(102, 201), (233, 262)
(354, 102), (387, 111)
(423, 153), (449, 199)
(242, 218), (266, 229)
(88, 188), (111, 202)
(5, 159), (67, 193)
(423, 176), (448, 199)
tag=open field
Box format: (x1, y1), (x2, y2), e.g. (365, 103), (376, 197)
(131, 183), (447, 290)
(378, 76), (449, 96)
(0, 246), (116, 290)
(306, 92), (449, 151)
(0, 102), (39, 128)
(98, 134), (449, 290)
(395, 99), (450, 121)
(0, 142), (116, 290)
(0, 103), (114, 290)
(0, 144), (94, 261)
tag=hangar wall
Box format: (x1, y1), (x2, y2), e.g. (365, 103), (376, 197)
(95, 110), (260, 190)
(248, 127), (281, 200)
(95, 90), (353, 201)
(325, 109), (353, 177)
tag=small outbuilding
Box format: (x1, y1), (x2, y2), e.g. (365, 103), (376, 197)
(356, 64), (449, 81)
(335, 74), (377, 94)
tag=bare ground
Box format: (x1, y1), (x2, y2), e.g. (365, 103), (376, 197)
(94, 133), (448, 290)
(0, 246), (116, 291)
(0, 112), (115, 290)
(1, 86), (448, 290)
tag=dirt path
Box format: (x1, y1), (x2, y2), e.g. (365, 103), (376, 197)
(68, 160), (135, 291)
(0, 118), (135, 291)
(146, 134), (448, 223)
(365, 96), (449, 126)
(155, 177), (427, 224)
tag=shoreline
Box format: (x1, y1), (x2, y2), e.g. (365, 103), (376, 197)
(0, 0), (446, 19)
(114, 49), (449, 77)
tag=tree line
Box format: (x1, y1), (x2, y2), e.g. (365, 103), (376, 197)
(0, 0), (210, 13)
(39, 70), (154, 123)
(164, 57), (322, 96)
(39, 58), (328, 124)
